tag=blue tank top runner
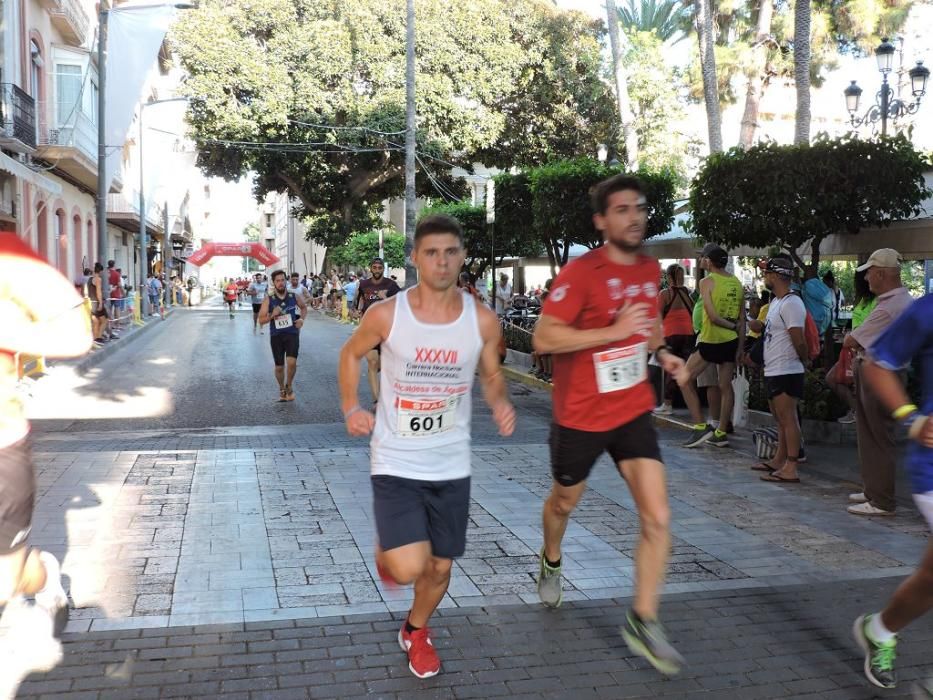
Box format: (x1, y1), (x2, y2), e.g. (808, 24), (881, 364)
(268, 292), (300, 336)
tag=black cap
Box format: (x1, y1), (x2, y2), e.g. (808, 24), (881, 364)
(698, 243), (728, 268)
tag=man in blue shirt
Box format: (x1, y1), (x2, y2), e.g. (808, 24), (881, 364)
(852, 293), (933, 692)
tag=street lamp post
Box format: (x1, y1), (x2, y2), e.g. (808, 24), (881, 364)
(844, 38), (929, 136)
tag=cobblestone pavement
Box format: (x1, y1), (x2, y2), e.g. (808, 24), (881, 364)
(9, 310), (931, 697)
(19, 425), (928, 632)
(14, 577), (933, 699)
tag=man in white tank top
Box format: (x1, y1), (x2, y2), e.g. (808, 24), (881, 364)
(338, 214), (515, 679)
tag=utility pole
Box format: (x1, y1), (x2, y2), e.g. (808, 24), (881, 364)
(605, 0), (638, 169)
(96, 9), (110, 306)
(404, 0), (417, 288)
(163, 202), (171, 308)
(137, 107), (149, 316)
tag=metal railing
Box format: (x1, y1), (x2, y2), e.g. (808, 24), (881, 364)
(0, 83), (37, 150)
(107, 191), (165, 231)
(39, 108), (96, 163)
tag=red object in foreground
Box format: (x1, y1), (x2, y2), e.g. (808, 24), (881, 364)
(187, 242), (280, 268)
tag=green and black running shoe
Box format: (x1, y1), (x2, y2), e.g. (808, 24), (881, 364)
(622, 610), (684, 676)
(853, 614), (897, 689)
(536, 549), (562, 608)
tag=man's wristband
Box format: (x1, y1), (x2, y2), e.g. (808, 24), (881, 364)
(343, 405), (363, 421)
(892, 404), (918, 420)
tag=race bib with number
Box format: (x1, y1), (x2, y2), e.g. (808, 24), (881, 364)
(593, 343), (647, 393)
(274, 314), (294, 330)
(396, 397), (458, 437)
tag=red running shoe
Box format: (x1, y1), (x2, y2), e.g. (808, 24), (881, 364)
(398, 624), (441, 678)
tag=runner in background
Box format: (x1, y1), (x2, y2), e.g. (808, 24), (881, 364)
(258, 270), (307, 402)
(338, 214), (515, 679)
(354, 258), (400, 405)
(0, 233), (93, 690)
(223, 279), (238, 319)
(247, 273), (268, 335)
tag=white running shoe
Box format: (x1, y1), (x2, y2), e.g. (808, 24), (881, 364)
(848, 492), (868, 504)
(848, 502), (895, 517)
(653, 404), (673, 416)
(0, 599), (64, 699)
(838, 410), (857, 424)
(34, 552), (69, 638)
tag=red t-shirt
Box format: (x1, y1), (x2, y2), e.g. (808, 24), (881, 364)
(108, 269), (123, 299)
(542, 248), (660, 432)
(223, 283), (238, 301)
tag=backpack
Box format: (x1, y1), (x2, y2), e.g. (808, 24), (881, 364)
(801, 278), (834, 335)
(803, 310), (821, 361)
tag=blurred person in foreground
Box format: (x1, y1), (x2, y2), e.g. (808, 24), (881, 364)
(0, 232), (92, 692)
(852, 293), (933, 694)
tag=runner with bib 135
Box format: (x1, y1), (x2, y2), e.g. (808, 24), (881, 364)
(338, 214), (515, 680)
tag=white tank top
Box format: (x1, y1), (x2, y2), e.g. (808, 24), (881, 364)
(371, 287), (483, 481)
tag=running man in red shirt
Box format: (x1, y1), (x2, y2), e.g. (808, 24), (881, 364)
(223, 280), (238, 318)
(532, 175), (687, 675)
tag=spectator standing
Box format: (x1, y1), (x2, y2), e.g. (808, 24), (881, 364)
(852, 269), (878, 330)
(146, 273), (162, 316)
(823, 270), (845, 326)
(343, 274), (359, 309)
(494, 273), (512, 316)
(678, 244), (744, 448)
(845, 249), (913, 517)
(653, 264), (695, 415)
(755, 257), (809, 483)
(106, 261), (122, 333)
(87, 262), (108, 342)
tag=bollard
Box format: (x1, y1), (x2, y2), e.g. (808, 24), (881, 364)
(341, 295), (348, 322)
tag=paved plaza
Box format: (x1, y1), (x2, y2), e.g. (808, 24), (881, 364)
(6, 310), (931, 697)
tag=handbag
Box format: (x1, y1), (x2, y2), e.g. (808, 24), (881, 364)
(753, 428), (779, 460)
(748, 336), (764, 366)
(732, 368), (750, 429)
(837, 346), (855, 385)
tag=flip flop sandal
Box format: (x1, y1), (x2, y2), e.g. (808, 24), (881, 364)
(751, 463), (775, 472)
(760, 473), (800, 483)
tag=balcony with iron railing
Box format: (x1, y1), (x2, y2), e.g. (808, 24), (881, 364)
(0, 83), (37, 152)
(40, 0), (91, 45)
(35, 104), (98, 188)
(107, 190), (165, 237)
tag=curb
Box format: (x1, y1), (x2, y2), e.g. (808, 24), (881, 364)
(53, 310), (176, 375)
(502, 365), (552, 392)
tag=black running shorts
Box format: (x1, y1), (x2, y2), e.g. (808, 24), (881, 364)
(252, 303), (262, 314)
(371, 475), (470, 559)
(696, 338), (739, 365)
(550, 412), (663, 487)
(270, 333), (300, 366)
(0, 437), (35, 554)
(766, 372), (805, 400)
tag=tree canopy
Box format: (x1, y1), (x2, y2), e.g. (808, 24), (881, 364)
(328, 230), (406, 271)
(173, 0), (619, 248)
(689, 134), (932, 271)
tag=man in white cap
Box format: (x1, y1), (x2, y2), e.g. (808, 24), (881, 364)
(844, 248), (913, 517)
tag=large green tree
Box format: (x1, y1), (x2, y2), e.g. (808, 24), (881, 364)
(328, 230), (406, 271)
(689, 134), (932, 273)
(173, 0), (617, 248)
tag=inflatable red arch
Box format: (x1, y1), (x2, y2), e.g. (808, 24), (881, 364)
(186, 242), (280, 267)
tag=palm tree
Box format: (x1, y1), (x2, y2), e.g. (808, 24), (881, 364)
(738, 0), (775, 147)
(695, 0), (723, 153)
(617, 0), (692, 44)
(607, 0), (639, 167)
(793, 0), (811, 145)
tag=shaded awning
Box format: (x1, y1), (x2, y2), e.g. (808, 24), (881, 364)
(0, 151), (62, 196)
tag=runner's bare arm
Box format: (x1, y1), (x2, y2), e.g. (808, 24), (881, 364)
(699, 278), (735, 329)
(296, 295), (308, 325)
(257, 296), (272, 325)
(533, 304), (651, 354)
(338, 301), (392, 432)
(476, 305), (515, 437)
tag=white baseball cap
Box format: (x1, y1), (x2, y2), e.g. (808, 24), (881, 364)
(856, 248), (902, 271)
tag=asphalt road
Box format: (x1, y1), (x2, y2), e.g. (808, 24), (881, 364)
(27, 302), (553, 436)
